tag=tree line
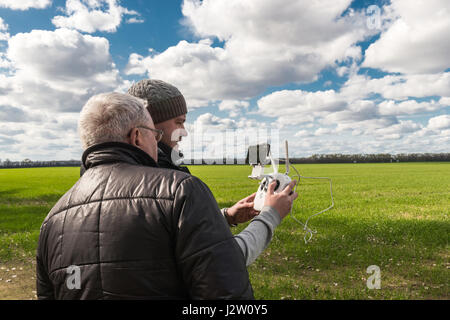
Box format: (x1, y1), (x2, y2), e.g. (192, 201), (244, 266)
(0, 159), (81, 168)
(0, 153), (448, 168)
(288, 153), (450, 164)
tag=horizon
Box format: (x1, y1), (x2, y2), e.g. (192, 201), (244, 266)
(1, 151), (448, 166)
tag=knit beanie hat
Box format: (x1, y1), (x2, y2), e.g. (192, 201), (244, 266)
(127, 79), (187, 124)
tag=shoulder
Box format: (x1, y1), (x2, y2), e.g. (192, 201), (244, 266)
(41, 163), (201, 228)
(109, 162), (195, 199)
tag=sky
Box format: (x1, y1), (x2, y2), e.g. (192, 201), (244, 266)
(0, 0), (449, 161)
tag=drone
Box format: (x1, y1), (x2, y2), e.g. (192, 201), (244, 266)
(246, 141), (334, 243)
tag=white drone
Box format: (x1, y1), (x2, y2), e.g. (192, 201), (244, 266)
(247, 140), (335, 243)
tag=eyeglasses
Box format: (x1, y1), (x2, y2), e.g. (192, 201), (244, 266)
(128, 126), (164, 142)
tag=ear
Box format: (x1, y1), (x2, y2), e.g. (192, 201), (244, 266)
(127, 128), (142, 147)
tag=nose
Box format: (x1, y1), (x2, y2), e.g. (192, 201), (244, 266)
(171, 128), (187, 143)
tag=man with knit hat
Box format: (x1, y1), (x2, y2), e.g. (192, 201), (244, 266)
(128, 79), (190, 174)
(128, 79), (259, 227)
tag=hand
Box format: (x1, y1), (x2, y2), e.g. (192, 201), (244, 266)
(264, 180), (298, 219)
(225, 193), (260, 225)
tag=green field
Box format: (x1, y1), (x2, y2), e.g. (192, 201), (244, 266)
(0, 163), (449, 299)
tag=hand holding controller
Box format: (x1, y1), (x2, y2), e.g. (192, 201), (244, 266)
(262, 179), (298, 218)
(253, 173), (296, 214)
(247, 140), (333, 243)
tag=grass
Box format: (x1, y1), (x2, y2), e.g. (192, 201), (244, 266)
(190, 163), (449, 300)
(0, 163), (449, 299)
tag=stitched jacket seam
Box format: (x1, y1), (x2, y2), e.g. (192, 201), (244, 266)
(42, 196), (175, 226)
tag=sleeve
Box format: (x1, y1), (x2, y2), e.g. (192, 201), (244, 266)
(172, 176), (254, 300)
(36, 225), (55, 300)
(234, 206), (282, 266)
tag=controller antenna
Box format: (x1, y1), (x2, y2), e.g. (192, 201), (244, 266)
(285, 140), (290, 175)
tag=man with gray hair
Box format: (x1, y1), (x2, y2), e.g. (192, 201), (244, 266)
(128, 79), (260, 227)
(36, 92), (297, 299)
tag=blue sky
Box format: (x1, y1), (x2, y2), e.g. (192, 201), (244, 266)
(0, 0), (449, 161)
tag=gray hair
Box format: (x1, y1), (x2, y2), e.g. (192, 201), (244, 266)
(78, 92), (151, 149)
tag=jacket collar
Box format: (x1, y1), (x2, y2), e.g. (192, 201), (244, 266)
(82, 142), (158, 170)
(158, 141), (184, 164)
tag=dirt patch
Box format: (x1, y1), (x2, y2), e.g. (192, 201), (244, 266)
(0, 259), (36, 300)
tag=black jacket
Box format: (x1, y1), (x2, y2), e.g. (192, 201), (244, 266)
(79, 142), (190, 176)
(36, 142), (253, 299)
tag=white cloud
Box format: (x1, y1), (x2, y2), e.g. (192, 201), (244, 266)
(257, 89), (347, 119)
(0, 17), (9, 41)
(378, 99), (444, 116)
(341, 72), (450, 101)
(373, 120), (422, 140)
(0, 27), (126, 160)
(275, 114), (315, 128)
(0, 17), (7, 31)
(363, 0), (450, 74)
(323, 99), (379, 124)
(256, 68), (447, 148)
(404, 116), (450, 149)
(52, 0), (140, 33)
(0, 0), (51, 10)
(124, 52), (148, 75)
(294, 130), (313, 138)
(335, 117), (398, 134)
(427, 115), (450, 130)
(257, 89), (386, 131)
(9, 29), (112, 78)
(218, 100), (249, 117)
(314, 128), (333, 136)
(3, 28), (122, 112)
(255, 84), (431, 142)
(0, 110), (83, 161)
(439, 97), (450, 106)
(0, 105), (44, 122)
(195, 112), (239, 130)
(189, 112), (269, 133)
(126, 0), (374, 103)
(125, 39), (234, 104)
(182, 0), (368, 50)
(126, 17), (144, 24)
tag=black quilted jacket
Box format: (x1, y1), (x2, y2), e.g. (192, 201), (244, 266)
(36, 142), (253, 299)
(79, 142), (190, 176)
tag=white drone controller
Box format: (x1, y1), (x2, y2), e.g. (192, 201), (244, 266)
(248, 140), (335, 243)
(249, 141), (292, 211)
(254, 173), (291, 211)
